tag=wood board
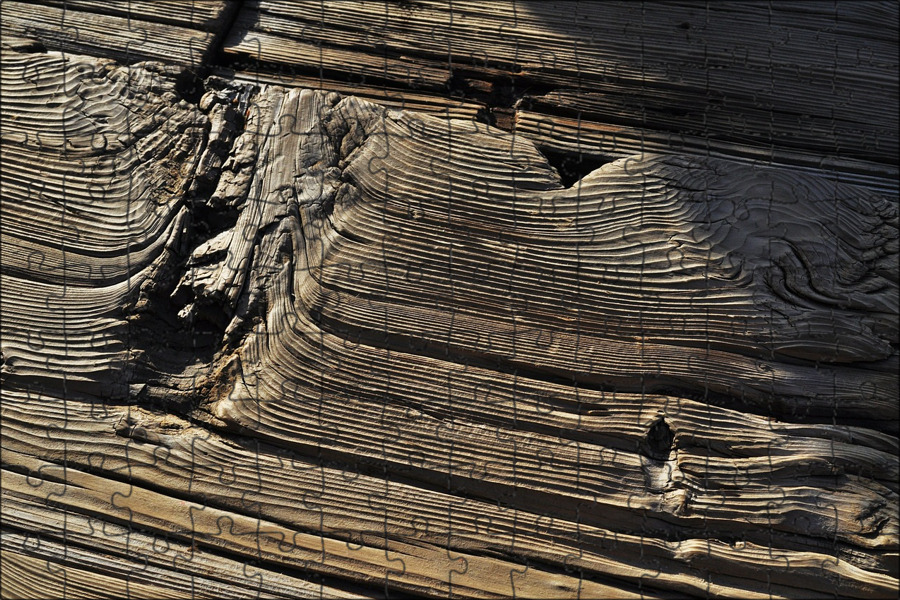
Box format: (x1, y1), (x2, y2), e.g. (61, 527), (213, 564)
(2, 2), (898, 598)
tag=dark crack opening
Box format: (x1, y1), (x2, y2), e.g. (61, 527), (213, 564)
(539, 146), (614, 188)
(640, 417), (675, 461)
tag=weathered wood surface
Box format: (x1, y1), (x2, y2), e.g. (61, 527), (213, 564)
(1, 1), (236, 67)
(222, 0), (898, 191)
(2, 2), (898, 599)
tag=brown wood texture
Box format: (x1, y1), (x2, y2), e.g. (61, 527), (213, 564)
(2, 2), (898, 598)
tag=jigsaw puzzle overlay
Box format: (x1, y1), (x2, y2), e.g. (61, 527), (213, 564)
(1, 1), (898, 598)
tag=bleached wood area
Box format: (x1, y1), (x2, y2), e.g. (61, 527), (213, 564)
(2, 2), (897, 598)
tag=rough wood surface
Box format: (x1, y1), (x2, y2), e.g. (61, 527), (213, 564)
(2, 2), (898, 599)
(223, 1), (898, 181)
(1, 1), (236, 67)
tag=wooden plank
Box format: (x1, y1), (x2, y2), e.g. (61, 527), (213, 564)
(0, 530), (344, 600)
(1, 500), (376, 599)
(3, 390), (896, 598)
(223, 1), (898, 170)
(225, 28), (452, 89)
(1, 549), (193, 600)
(0, 2), (220, 67)
(222, 67), (486, 121)
(40, 0), (235, 32)
(2, 451), (662, 600)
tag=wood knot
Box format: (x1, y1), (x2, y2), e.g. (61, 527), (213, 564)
(640, 417), (674, 462)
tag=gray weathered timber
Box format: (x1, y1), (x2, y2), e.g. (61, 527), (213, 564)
(1, 2), (898, 598)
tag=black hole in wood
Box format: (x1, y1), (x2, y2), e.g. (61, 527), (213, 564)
(678, 21), (691, 30)
(174, 69), (205, 105)
(641, 418), (674, 461)
(539, 148), (611, 188)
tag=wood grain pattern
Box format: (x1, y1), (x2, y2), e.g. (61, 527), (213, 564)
(1, 48), (204, 398)
(0, 1), (234, 67)
(2, 2), (898, 598)
(223, 1), (898, 174)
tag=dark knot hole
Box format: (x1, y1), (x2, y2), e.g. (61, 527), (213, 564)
(641, 417), (674, 461)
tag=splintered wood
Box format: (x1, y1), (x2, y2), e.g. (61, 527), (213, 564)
(1, 4), (898, 599)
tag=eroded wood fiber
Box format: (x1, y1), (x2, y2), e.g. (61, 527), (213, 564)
(1, 4), (898, 598)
